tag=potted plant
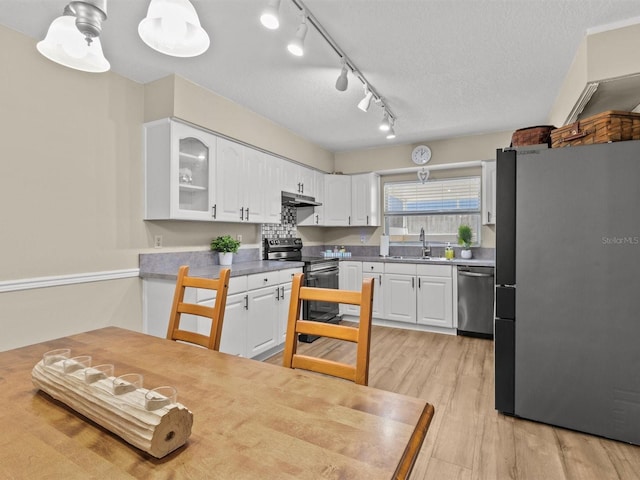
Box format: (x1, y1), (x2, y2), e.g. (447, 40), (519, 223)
(458, 224), (473, 259)
(210, 235), (241, 266)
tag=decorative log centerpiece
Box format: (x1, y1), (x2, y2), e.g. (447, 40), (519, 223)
(31, 349), (193, 458)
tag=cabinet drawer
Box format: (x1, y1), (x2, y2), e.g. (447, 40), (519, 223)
(196, 275), (247, 302)
(362, 262), (384, 273)
(248, 271), (280, 290)
(384, 263), (417, 275)
(416, 264), (452, 277)
(278, 268), (302, 283)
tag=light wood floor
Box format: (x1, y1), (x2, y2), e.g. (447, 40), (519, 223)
(265, 324), (640, 480)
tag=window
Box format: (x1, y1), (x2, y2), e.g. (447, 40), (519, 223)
(384, 176), (481, 245)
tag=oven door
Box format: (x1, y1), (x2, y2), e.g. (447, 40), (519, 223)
(303, 267), (339, 321)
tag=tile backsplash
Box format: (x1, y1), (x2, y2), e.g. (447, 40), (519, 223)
(261, 205), (297, 240)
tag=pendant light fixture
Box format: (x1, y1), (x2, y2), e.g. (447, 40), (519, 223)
(138, 0), (210, 58)
(260, 0), (281, 30)
(335, 59), (348, 91)
(37, 1), (110, 73)
(357, 85), (373, 112)
(287, 16), (308, 57)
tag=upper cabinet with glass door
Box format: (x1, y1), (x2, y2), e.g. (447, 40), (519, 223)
(144, 119), (217, 221)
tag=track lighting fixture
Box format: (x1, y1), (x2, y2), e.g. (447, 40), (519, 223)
(37, 1), (110, 73)
(138, 0), (210, 58)
(260, 0), (281, 30)
(379, 111), (391, 132)
(335, 60), (348, 91)
(287, 16), (308, 57)
(358, 86), (373, 112)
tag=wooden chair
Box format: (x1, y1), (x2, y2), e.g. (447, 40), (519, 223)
(283, 272), (375, 386)
(166, 265), (231, 351)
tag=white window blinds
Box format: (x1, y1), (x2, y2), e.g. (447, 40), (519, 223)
(384, 177), (481, 215)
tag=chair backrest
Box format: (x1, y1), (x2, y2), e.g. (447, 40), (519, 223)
(282, 272), (374, 386)
(166, 265), (231, 351)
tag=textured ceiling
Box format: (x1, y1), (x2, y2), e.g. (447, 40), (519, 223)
(2, 0), (640, 152)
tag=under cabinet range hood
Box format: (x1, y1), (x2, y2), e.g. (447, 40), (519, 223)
(281, 191), (322, 207)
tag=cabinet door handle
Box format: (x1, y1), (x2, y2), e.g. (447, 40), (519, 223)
(275, 287), (280, 300)
(488, 211), (492, 223)
(246, 208), (249, 221)
(244, 295), (248, 310)
(412, 277), (415, 289)
(240, 207), (244, 221)
(301, 183), (304, 194)
(418, 277), (421, 288)
(212, 204), (217, 219)
(348, 215), (351, 225)
(281, 286), (285, 298)
(378, 274), (382, 285)
(366, 215), (369, 225)
(315, 214), (319, 224)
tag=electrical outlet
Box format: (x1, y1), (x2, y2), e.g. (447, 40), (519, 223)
(154, 235), (163, 248)
(360, 234), (366, 243)
(237, 234), (242, 242)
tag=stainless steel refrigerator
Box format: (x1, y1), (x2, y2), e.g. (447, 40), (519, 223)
(495, 140), (640, 445)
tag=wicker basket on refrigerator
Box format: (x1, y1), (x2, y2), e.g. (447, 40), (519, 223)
(551, 110), (640, 148)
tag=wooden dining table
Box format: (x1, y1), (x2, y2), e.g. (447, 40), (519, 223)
(0, 327), (434, 479)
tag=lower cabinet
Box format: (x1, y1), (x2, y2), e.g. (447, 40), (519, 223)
(143, 267), (301, 359)
(339, 261), (362, 316)
(339, 260), (454, 332)
(362, 262), (384, 319)
(416, 270), (453, 328)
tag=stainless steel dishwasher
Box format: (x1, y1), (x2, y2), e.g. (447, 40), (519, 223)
(457, 266), (495, 338)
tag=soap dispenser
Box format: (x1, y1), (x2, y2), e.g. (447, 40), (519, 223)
(445, 242), (454, 260)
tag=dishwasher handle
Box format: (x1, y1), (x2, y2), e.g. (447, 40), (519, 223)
(458, 271), (494, 278)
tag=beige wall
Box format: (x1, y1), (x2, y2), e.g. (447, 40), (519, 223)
(549, 22), (640, 127)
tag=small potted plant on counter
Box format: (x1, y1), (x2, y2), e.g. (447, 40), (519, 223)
(458, 224), (473, 259)
(211, 235), (241, 266)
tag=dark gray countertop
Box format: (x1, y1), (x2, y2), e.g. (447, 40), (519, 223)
(140, 260), (305, 281)
(340, 255), (495, 268)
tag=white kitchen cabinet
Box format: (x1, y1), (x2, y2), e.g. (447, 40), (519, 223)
(276, 269), (298, 344)
(216, 138), (267, 223)
(263, 153), (285, 224)
(351, 173), (380, 226)
(416, 265), (453, 328)
(339, 261), (362, 316)
(362, 262), (384, 319)
(143, 266), (301, 359)
(280, 161), (316, 196)
(324, 174), (352, 226)
(218, 292), (249, 356)
(297, 170), (325, 226)
(482, 160), (497, 225)
(247, 285), (279, 357)
(144, 118), (218, 221)
(323, 173), (380, 227)
(383, 263), (417, 323)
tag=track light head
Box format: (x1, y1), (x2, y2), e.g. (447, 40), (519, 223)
(379, 112), (391, 132)
(386, 126), (396, 139)
(358, 86), (373, 112)
(287, 17), (308, 56)
(335, 61), (348, 91)
(260, 0), (281, 30)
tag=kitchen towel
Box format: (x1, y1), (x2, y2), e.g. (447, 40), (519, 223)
(379, 235), (389, 257)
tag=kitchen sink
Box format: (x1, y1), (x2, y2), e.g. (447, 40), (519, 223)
(389, 256), (449, 262)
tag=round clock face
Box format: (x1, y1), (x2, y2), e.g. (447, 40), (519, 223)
(412, 145), (432, 165)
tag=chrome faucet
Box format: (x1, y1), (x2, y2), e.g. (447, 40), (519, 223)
(419, 227), (431, 258)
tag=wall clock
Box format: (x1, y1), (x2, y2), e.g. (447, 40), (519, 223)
(411, 145), (432, 165)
